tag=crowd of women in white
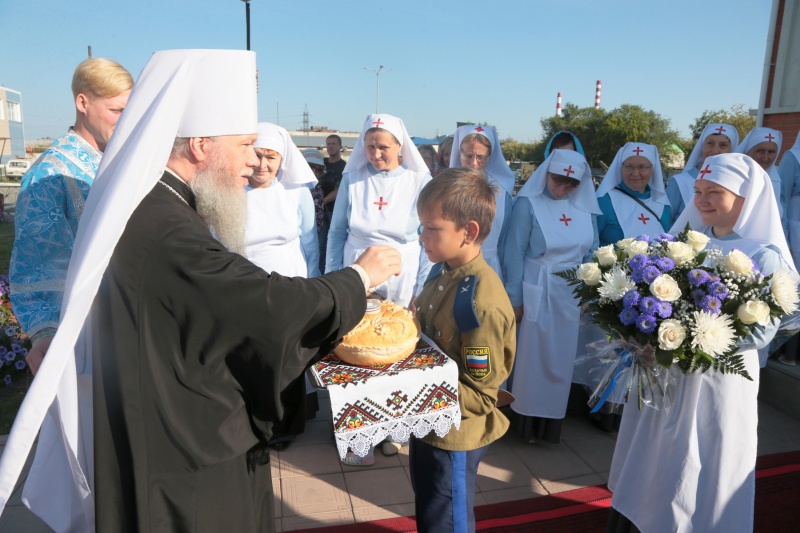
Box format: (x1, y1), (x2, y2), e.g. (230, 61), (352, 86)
(243, 114), (799, 532)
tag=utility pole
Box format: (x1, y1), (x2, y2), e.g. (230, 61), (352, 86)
(363, 65), (391, 114)
(303, 104), (310, 146)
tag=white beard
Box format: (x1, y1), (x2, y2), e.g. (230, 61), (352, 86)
(190, 154), (248, 255)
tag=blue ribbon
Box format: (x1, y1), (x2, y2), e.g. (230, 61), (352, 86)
(590, 348), (633, 413)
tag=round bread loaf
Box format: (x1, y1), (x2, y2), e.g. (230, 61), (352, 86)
(335, 300), (421, 366)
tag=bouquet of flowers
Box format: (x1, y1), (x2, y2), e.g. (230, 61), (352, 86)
(557, 227), (800, 410)
(0, 275), (31, 387)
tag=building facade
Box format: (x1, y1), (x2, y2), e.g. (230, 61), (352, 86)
(0, 87), (25, 166)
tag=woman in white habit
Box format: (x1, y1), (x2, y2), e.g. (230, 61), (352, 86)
(503, 149), (600, 443)
(665, 123), (738, 220)
(245, 122), (320, 278)
(449, 124), (515, 282)
(607, 153), (796, 533)
(326, 114), (432, 307)
(736, 127), (785, 230)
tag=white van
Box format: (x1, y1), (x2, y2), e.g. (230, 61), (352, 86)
(6, 159), (32, 179)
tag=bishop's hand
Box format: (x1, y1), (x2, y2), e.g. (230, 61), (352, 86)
(354, 246), (402, 289)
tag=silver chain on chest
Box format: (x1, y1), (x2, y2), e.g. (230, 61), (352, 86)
(158, 180), (189, 205)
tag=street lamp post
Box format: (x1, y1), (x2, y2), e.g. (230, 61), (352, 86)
(363, 65), (390, 114)
(241, 0), (251, 51)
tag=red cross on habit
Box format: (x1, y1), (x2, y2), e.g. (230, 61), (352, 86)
(372, 118), (384, 127)
(559, 214), (572, 226)
(632, 146), (644, 156)
(638, 213), (650, 224)
(714, 125), (726, 134)
(766, 133), (775, 142)
(373, 197), (389, 210)
(474, 126), (484, 132)
(698, 164), (712, 179)
(562, 165), (575, 177)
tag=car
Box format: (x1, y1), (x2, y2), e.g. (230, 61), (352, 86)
(5, 159), (32, 179)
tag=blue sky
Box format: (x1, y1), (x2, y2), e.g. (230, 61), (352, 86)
(0, 0), (772, 143)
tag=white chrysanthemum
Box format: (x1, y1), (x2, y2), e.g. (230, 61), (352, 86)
(770, 269), (800, 314)
(690, 311), (737, 358)
(598, 266), (636, 301)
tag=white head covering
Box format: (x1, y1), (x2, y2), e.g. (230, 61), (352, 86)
(343, 114), (429, 174)
(0, 50), (258, 520)
(517, 149), (601, 214)
(255, 122), (317, 187)
(736, 127), (782, 180)
(449, 124), (516, 195)
(670, 153), (794, 271)
(685, 123), (740, 170)
(596, 142), (666, 204)
(301, 148), (325, 167)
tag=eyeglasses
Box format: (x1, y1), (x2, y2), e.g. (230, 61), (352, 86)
(622, 164), (653, 173)
(460, 152), (489, 163)
(310, 165), (326, 173)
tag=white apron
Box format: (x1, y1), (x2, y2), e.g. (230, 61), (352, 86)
(244, 183), (308, 278)
(608, 237), (767, 533)
(344, 167), (425, 306)
(482, 186), (510, 282)
(608, 189), (666, 238)
(510, 195), (593, 419)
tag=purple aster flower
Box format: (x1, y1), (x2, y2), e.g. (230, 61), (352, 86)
(643, 266), (662, 284)
(655, 257), (675, 272)
(619, 307), (640, 326)
(4, 353), (14, 363)
(635, 314), (658, 334)
(693, 289), (707, 306)
(658, 233), (676, 242)
(655, 301), (673, 318)
(11, 343), (22, 354)
(751, 259), (762, 275)
(700, 295), (723, 315)
(622, 290), (641, 309)
(14, 360), (25, 370)
(3, 375), (11, 386)
(631, 269), (645, 284)
(636, 235), (652, 244)
(4, 326), (15, 337)
(688, 269), (710, 287)
(707, 281), (729, 300)
(639, 296), (659, 314)
(629, 254), (648, 271)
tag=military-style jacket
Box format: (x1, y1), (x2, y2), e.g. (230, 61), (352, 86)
(415, 252), (516, 451)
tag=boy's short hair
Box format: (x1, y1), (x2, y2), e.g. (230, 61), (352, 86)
(71, 58), (133, 100)
(326, 134), (342, 145)
(418, 168), (497, 244)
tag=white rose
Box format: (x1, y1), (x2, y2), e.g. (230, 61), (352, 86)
(616, 238), (635, 250)
(723, 250), (754, 277)
(737, 300), (771, 326)
(686, 230), (710, 253)
(657, 319), (686, 351)
(649, 274), (682, 302)
(576, 263), (602, 286)
(625, 240), (650, 258)
(594, 244), (618, 267)
(665, 241), (696, 266)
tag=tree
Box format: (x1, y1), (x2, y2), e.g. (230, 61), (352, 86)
(500, 138), (541, 162)
(688, 104), (755, 142)
(539, 103), (680, 169)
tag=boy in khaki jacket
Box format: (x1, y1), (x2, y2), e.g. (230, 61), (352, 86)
(411, 168), (516, 532)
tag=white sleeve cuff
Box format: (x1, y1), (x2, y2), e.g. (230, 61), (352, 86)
(347, 264), (371, 294)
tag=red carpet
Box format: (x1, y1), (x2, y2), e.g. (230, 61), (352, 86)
(293, 450), (800, 532)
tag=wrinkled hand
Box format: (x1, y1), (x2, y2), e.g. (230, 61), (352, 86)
(513, 306), (523, 323)
(26, 335), (54, 375)
(354, 246), (402, 289)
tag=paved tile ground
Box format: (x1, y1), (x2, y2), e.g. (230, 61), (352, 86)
(2, 393), (799, 532)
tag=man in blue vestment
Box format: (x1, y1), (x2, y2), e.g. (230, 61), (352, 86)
(10, 58), (133, 374)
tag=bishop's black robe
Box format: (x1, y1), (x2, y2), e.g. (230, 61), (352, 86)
(93, 172), (366, 532)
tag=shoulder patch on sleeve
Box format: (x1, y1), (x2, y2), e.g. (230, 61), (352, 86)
(463, 346), (491, 381)
(454, 275), (480, 333)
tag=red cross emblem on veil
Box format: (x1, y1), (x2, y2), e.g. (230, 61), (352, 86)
(562, 165), (575, 177)
(714, 125), (726, 134)
(474, 126), (484, 132)
(632, 146), (644, 156)
(698, 164), (712, 179)
(765, 133), (775, 142)
(372, 118), (384, 127)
